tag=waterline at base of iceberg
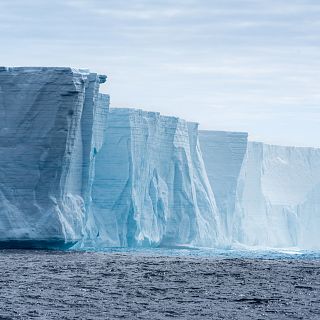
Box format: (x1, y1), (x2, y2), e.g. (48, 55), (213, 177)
(72, 245), (320, 260)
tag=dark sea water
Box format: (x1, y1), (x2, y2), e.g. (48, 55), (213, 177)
(1, 249), (320, 319)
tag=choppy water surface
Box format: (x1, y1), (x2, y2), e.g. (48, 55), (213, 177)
(1, 249), (320, 319)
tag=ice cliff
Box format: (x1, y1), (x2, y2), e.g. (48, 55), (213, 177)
(86, 108), (222, 248)
(199, 131), (248, 242)
(0, 67), (108, 248)
(233, 142), (320, 249)
(199, 135), (320, 250)
(0, 67), (221, 249)
(1, 67), (320, 250)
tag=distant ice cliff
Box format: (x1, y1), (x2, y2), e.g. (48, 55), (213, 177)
(233, 142), (320, 249)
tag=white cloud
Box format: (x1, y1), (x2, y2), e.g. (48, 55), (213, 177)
(0, 0), (319, 146)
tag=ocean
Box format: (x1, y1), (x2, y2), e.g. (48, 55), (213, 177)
(0, 248), (320, 319)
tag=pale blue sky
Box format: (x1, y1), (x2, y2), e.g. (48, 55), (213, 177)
(0, 0), (319, 147)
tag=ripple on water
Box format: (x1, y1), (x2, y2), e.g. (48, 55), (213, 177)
(0, 249), (320, 319)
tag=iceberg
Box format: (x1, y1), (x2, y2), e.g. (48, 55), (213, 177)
(85, 108), (222, 248)
(0, 67), (108, 248)
(1, 66), (320, 251)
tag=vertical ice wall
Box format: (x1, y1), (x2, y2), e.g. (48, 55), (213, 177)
(234, 142), (320, 249)
(199, 131), (248, 242)
(2, 66), (320, 251)
(0, 67), (107, 248)
(87, 108), (222, 248)
(200, 132), (320, 249)
(83, 93), (110, 243)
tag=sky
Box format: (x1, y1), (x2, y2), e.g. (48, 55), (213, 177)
(0, 0), (319, 147)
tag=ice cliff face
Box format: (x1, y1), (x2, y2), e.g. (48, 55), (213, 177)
(0, 67), (220, 249)
(86, 108), (222, 248)
(82, 92), (110, 243)
(199, 133), (320, 250)
(233, 142), (320, 249)
(199, 131), (248, 242)
(1, 67), (320, 251)
(0, 67), (108, 248)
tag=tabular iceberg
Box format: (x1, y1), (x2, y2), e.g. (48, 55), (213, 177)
(0, 67), (108, 248)
(1, 66), (320, 251)
(85, 108), (222, 248)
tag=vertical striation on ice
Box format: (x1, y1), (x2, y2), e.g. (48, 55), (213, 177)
(83, 93), (110, 245)
(2, 66), (320, 251)
(0, 67), (107, 248)
(87, 108), (222, 248)
(199, 130), (248, 242)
